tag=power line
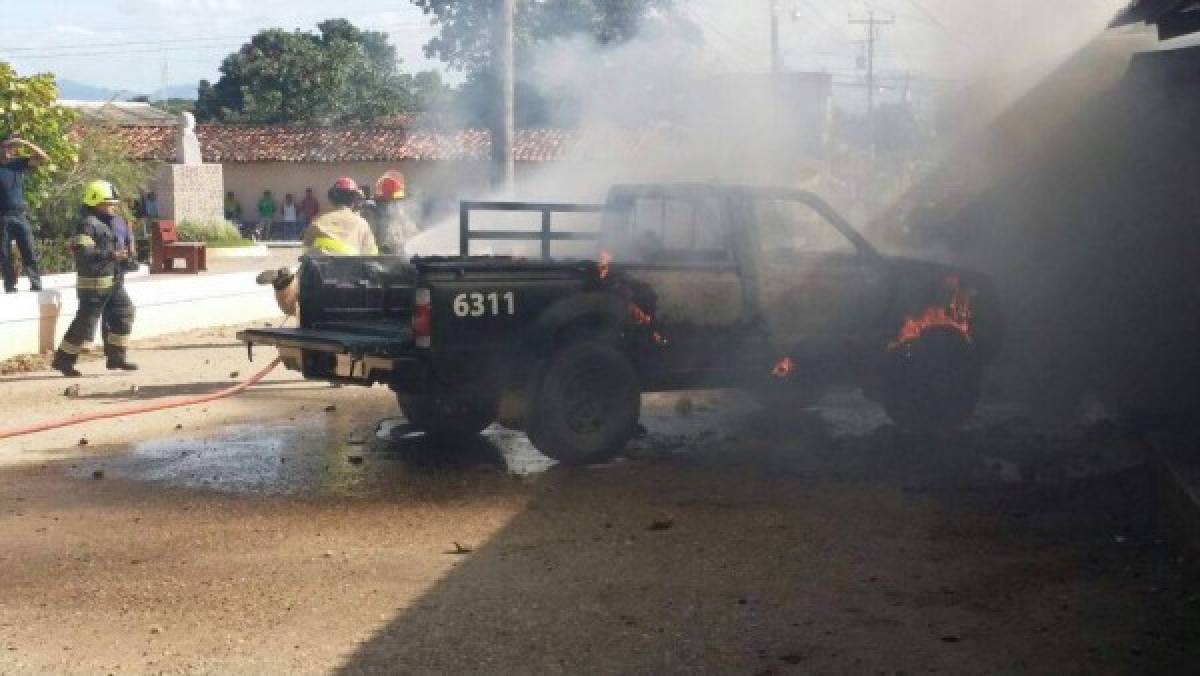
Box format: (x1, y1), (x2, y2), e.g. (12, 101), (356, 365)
(5, 43), (248, 60)
(796, 0), (852, 41)
(898, 0), (950, 33)
(1, 20), (432, 61)
(849, 9), (894, 158)
(849, 10), (894, 117)
(681, 7), (761, 69)
(0, 34), (252, 52)
(1, 20), (429, 57)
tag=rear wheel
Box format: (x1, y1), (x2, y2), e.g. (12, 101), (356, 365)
(879, 326), (982, 432)
(527, 340), (641, 466)
(397, 392), (496, 442)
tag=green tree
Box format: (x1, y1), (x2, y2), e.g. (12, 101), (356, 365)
(195, 19), (418, 124)
(0, 63), (78, 214)
(412, 70), (455, 111)
(411, 0), (675, 73)
(31, 125), (160, 240)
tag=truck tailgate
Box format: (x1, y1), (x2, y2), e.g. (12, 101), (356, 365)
(238, 322), (412, 356)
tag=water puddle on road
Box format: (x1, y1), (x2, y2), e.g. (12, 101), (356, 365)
(71, 417), (555, 497)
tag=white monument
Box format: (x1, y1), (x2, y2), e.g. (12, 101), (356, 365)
(176, 112), (203, 166)
(158, 112), (225, 225)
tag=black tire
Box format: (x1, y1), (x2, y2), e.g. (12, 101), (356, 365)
(398, 392), (496, 442)
(527, 340), (641, 466)
(879, 326), (982, 432)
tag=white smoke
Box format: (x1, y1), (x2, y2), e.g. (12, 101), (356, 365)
(405, 0), (1139, 258)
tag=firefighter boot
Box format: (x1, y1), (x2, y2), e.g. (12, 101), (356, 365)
(106, 353), (139, 371)
(51, 350), (83, 378)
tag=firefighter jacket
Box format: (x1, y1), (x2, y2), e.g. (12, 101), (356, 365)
(302, 206), (379, 256)
(70, 212), (132, 292)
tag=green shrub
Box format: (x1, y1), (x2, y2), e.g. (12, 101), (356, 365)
(8, 238), (74, 276)
(176, 220), (255, 247)
(35, 238), (74, 274)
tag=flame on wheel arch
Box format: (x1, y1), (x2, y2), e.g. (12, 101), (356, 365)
(889, 275), (974, 352)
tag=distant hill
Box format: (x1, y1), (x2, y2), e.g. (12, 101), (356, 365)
(55, 78), (197, 102)
(56, 78), (121, 102)
(152, 84), (199, 101)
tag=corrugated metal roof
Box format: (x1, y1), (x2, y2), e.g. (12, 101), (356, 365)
(58, 101), (179, 127)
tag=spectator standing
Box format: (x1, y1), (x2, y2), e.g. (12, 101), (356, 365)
(143, 191), (159, 223)
(139, 191), (159, 240)
(224, 191), (243, 224)
(256, 190), (276, 240)
(299, 187), (319, 228)
(281, 193), (299, 240)
(0, 135), (49, 293)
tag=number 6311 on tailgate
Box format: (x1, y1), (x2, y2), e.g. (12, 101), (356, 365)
(452, 292), (516, 318)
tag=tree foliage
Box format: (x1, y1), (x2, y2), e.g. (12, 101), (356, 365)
(31, 126), (160, 240)
(411, 0), (674, 73)
(195, 19), (425, 124)
(0, 63), (78, 213)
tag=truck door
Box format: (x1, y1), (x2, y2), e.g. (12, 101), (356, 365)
(615, 192), (746, 383)
(747, 195), (870, 357)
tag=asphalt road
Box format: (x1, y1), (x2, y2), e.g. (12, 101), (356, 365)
(1, 325), (1196, 674)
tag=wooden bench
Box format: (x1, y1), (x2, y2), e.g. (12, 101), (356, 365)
(151, 220), (206, 274)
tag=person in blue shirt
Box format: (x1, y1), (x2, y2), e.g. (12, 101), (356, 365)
(0, 135), (49, 292)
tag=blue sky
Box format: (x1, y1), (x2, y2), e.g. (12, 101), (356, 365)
(0, 0), (442, 96)
(0, 0), (1128, 98)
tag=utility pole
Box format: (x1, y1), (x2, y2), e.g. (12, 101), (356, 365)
(849, 10), (893, 121)
(493, 0), (516, 196)
(849, 10), (894, 157)
(769, 0), (782, 182)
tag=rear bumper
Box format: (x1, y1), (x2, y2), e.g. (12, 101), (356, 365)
(237, 327), (425, 388)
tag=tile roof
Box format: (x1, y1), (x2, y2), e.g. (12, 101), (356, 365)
(109, 123), (655, 164)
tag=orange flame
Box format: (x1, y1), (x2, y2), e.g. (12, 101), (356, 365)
(629, 303), (667, 345)
(771, 356), (795, 378)
(598, 250), (612, 280)
(889, 276), (973, 351)
(630, 303), (653, 325)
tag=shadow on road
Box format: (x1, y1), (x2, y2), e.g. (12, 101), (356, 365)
(331, 415), (1198, 674)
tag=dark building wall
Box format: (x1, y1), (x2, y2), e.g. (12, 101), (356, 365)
(934, 45), (1200, 418)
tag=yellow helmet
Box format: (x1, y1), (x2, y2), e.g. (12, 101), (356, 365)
(82, 179), (120, 207)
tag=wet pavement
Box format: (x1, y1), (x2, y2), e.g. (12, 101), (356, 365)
(65, 386), (1142, 501)
(70, 416), (557, 497)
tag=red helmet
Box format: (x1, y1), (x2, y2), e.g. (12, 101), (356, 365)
(374, 174), (405, 200)
(333, 177), (362, 195)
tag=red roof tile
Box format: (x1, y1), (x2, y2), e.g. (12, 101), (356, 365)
(110, 123), (662, 164)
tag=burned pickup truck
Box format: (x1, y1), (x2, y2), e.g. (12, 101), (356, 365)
(240, 184), (1002, 465)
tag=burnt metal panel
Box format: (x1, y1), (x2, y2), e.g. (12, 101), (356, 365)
(1157, 8), (1200, 39)
(1111, 0), (1200, 37)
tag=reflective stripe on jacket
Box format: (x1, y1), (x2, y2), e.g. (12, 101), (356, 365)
(302, 207), (379, 257)
(71, 212), (122, 288)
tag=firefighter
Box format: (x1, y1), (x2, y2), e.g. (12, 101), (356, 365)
(51, 180), (139, 377)
(302, 177), (379, 256)
(367, 172), (421, 255)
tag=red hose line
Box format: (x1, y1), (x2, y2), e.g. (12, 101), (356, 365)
(0, 357), (283, 441)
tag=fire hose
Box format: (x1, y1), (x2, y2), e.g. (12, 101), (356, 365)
(0, 356), (283, 441)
